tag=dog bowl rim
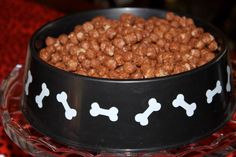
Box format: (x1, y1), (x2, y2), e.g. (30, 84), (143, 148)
(29, 7), (228, 83)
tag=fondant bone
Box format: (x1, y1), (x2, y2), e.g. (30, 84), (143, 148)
(25, 70), (32, 95)
(172, 94), (196, 117)
(135, 98), (161, 126)
(89, 102), (119, 122)
(35, 83), (49, 108)
(226, 66), (231, 92)
(56, 92), (77, 120)
(206, 80), (222, 104)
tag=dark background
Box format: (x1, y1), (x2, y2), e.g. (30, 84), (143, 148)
(37, 0), (236, 51)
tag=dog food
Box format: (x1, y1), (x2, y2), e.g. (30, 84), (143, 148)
(39, 12), (218, 79)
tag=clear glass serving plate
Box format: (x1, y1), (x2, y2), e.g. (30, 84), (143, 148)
(1, 64), (236, 157)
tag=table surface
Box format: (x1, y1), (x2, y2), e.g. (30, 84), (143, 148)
(0, 0), (63, 156)
(1, 0), (236, 156)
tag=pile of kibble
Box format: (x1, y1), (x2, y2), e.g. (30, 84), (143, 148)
(39, 12), (218, 79)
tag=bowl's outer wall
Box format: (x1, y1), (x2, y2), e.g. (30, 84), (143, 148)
(22, 8), (234, 152)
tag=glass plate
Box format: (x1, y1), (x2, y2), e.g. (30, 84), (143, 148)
(1, 64), (236, 157)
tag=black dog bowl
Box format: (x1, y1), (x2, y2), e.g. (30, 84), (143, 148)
(22, 8), (234, 152)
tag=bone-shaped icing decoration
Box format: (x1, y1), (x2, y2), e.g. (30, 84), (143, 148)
(25, 70), (32, 95)
(226, 66), (231, 92)
(206, 80), (222, 104)
(172, 94), (197, 117)
(89, 102), (119, 122)
(135, 98), (161, 126)
(35, 83), (49, 108)
(56, 91), (77, 120)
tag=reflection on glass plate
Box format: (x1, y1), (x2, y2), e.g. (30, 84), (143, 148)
(1, 64), (236, 157)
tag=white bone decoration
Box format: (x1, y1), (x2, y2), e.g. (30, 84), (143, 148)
(27, 66), (229, 123)
(226, 66), (231, 92)
(25, 70), (32, 96)
(35, 83), (50, 108)
(56, 91), (77, 120)
(206, 80), (222, 104)
(90, 102), (119, 122)
(172, 94), (197, 117)
(135, 98), (161, 126)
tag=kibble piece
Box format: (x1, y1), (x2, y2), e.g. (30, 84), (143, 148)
(58, 34), (68, 45)
(39, 49), (51, 61)
(208, 41), (218, 51)
(50, 53), (62, 64)
(45, 36), (57, 46)
(105, 58), (117, 70)
(67, 59), (78, 71)
(123, 62), (137, 74)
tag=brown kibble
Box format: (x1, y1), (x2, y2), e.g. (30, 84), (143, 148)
(40, 13), (219, 79)
(89, 29), (99, 39)
(131, 70), (143, 79)
(124, 33), (138, 44)
(39, 49), (51, 61)
(90, 40), (100, 51)
(123, 51), (133, 62)
(204, 52), (215, 62)
(198, 60), (207, 67)
(114, 53), (124, 66)
(62, 55), (70, 63)
(169, 43), (179, 52)
(208, 41), (218, 51)
(75, 68), (87, 76)
(55, 62), (66, 70)
(58, 34), (68, 45)
(81, 41), (90, 50)
(85, 49), (96, 59)
(170, 21), (180, 28)
(143, 68), (155, 78)
(166, 12), (175, 21)
(163, 63), (174, 73)
(105, 58), (117, 70)
(81, 59), (91, 69)
(164, 32), (173, 41)
(191, 28), (203, 37)
(123, 62), (137, 74)
(76, 32), (85, 41)
(51, 53), (62, 64)
(78, 53), (86, 62)
(186, 18), (194, 26)
(190, 49), (201, 58)
(87, 68), (96, 76)
(69, 45), (84, 56)
(45, 36), (56, 46)
(82, 22), (94, 32)
(109, 70), (120, 79)
(202, 33), (214, 44)
(179, 32), (191, 43)
(46, 45), (56, 53)
(66, 59), (78, 71)
(156, 39), (165, 48)
(155, 66), (168, 77)
(97, 65), (109, 76)
(120, 13), (136, 25)
(100, 42), (115, 56)
(90, 58), (101, 68)
(68, 32), (78, 44)
(113, 37), (125, 49)
(106, 28), (117, 39)
(146, 46), (157, 59)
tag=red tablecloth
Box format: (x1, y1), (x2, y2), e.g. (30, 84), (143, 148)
(1, 1), (236, 157)
(0, 0), (63, 156)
